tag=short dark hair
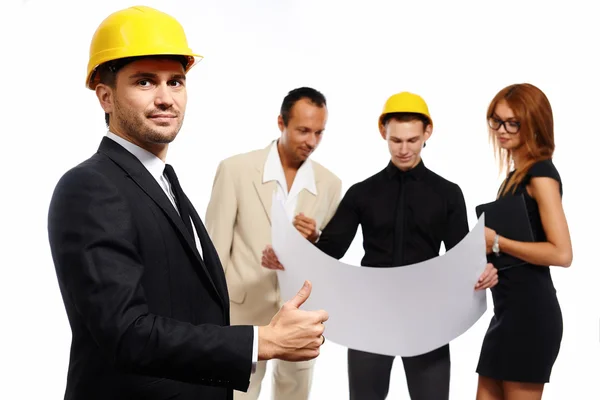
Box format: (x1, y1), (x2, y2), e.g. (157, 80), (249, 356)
(280, 87), (326, 126)
(381, 112), (431, 130)
(96, 55), (189, 127)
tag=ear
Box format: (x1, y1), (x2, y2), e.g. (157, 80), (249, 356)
(378, 122), (387, 140)
(423, 123), (433, 142)
(277, 114), (285, 133)
(95, 84), (114, 115)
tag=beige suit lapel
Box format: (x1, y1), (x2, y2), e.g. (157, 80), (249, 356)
(253, 142), (323, 225)
(253, 144), (276, 225)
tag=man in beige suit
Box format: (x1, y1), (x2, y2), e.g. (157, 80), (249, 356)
(205, 87), (341, 400)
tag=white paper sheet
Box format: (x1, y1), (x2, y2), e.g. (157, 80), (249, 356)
(271, 198), (488, 357)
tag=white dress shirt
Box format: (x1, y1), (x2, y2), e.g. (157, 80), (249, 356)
(263, 140), (318, 220)
(106, 131), (258, 372)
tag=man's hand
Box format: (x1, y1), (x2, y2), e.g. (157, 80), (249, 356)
(475, 263), (498, 290)
(293, 213), (320, 243)
(262, 245), (284, 270)
(258, 280), (328, 361)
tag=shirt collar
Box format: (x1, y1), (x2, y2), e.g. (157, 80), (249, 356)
(263, 140), (317, 195)
(105, 131), (166, 181)
(385, 158), (427, 181)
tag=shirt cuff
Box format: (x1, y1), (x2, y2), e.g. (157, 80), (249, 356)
(314, 229), (322, 243)
(251, 326), (258, 374)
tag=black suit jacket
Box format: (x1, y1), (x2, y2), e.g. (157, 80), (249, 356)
(47, 137), (253, 400)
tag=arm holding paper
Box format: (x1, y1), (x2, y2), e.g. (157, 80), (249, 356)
(262, 185), (361, 269)
(443, 184), (498, 290)
(483, 176), (572, 268)
(263, 183), (498, 290)
(310, 186), (361, 259)
(293, 175), (343, 243)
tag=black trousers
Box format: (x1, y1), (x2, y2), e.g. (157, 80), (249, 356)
(348, 344), (450, 400)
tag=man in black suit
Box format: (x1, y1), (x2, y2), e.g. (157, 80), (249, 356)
(47, 6), (328, 400)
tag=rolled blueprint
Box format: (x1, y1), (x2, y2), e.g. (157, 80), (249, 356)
(271, 198), (488, 357)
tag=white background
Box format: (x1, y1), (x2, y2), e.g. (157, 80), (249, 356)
(1, 0), (598, 398)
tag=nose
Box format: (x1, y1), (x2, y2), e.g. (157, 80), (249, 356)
(306, 133), (317, 149)
(399, 142), (409, 153)
(496, 123), (508, 134)
(154, 83), (174, 108)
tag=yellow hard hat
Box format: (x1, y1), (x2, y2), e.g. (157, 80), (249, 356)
(86, 6), (203, 89)
(378, 91), (432, 129)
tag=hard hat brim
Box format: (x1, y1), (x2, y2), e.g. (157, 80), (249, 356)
(378, 112), (433, 129)
(86, 51), (203, 90)
(378, 92), (433, 131)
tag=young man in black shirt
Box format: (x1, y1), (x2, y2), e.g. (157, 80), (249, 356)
(262, 92), (498, 400)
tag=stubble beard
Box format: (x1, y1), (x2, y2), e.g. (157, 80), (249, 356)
(115, 101), (182, 146)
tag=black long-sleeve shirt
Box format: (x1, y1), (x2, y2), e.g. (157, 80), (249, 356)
(316, 160), (469, 267)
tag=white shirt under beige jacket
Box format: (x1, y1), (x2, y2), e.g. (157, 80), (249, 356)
(205, 141), (342, 325)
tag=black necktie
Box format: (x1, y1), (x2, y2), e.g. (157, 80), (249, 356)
(163, 164), (194, 237)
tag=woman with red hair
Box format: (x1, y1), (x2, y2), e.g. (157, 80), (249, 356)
(476, 83), (573, 400)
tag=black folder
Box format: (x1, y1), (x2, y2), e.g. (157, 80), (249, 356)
(475, 193), (534, 270)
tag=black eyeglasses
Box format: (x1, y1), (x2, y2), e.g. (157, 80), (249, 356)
(488, 117), (520, 134)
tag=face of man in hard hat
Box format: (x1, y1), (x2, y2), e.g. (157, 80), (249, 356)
(381, 119), (432, 171)
(96, 58), (187, 160)
(277, 98), (327, 166)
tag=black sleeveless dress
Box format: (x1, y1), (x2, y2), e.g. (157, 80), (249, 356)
(476, 159), (564, 383)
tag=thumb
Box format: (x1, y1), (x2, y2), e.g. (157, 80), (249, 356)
(287, 280), (312, 308)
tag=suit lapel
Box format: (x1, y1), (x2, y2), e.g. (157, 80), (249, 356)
(254, 142), (324, 224)
(253, 145), (276, 225)
(254, 178), (276, 225)
(98, 137), (224, 309)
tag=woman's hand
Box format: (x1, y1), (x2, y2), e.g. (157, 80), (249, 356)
(475, 263), (499, 290)
(485, 227), (497, 255)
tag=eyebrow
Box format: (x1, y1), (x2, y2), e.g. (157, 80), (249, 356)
(128, 72), (186, 81)
(391, 135), (420, 141)
(297, 126), (324, 132)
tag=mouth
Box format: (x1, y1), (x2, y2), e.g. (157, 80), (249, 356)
(498, 137), (509, 143)
(148, 114), (177, 124)
(397, 155), (412, 162)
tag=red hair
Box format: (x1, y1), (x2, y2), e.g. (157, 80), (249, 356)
(487, 83), (555, 195)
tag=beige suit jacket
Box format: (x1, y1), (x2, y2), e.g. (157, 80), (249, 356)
(205, 142), (342, 325)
